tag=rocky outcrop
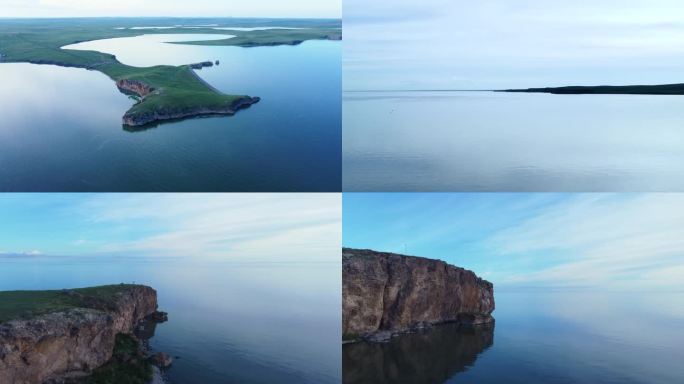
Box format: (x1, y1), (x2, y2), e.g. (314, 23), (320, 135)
(0, 285), (159, 384)
(189, 61), (213, 69)
(343, 248), (495, 341)
(122, 96), (261, 127)
(150, 352), (173, 368)
(116, 79), (155, 98)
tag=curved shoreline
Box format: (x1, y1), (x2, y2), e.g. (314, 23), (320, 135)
(188, 66), (222, 93)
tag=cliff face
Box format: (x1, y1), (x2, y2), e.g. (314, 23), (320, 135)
(0, 285), (158, 384)
(122, 96), (261, 127)
(116, 79), (155, 98)
(343, 248), (494, 339)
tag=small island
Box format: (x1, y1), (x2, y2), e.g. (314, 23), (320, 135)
(502, 83), (684, 95)
(0, 284), (169, 383)
(0, 19), (342, 127)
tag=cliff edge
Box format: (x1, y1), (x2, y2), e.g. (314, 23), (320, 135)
(343, 248), (495, 342)
(0, 285), (160, 384)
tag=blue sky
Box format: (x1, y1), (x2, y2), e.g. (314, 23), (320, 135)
(344, 0), (684, 89)
(0, 193), (340, 262)
(343, 193), (684, 291)
(1, 0), (340, 18)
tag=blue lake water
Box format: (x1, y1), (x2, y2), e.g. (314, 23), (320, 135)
(0, 35), (340, 192)
(343, 91), (684, 191)
(0, 256), (341, 384)
(343, 290), (684, 384)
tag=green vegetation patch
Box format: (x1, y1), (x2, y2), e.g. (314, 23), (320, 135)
(343, 333), (360, 342)
(78, 334), (153, 384)
(0, 284), (139, 323)
(175, 28), (342, 47)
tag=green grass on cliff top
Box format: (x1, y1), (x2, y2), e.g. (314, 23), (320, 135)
(0, 18), (341, 126)
(0, 284), (140, 323)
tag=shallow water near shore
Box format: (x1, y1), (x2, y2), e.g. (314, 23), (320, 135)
(344, 91), (684, 191)
(0, 256), (341, 384)
(0, 36), (340, 192)
(343, 290), (684, 384)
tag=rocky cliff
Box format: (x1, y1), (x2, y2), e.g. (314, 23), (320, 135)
(342, 248), (495, 341)
(0, 285), (159, 384)
(122, 95), (261, 127)
(116, 79), (155, 98)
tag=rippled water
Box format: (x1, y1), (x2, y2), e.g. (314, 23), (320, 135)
(343, 290), (684, 384)
(0, 256), (341, 384)
(0, 35), (340, 192)
(343, 91), (684, 191)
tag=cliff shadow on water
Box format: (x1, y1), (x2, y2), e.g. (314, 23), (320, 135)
(343, 322), (495, 384)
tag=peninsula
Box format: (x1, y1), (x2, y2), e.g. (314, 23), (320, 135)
(342, 248), (495, 343)
(0, 18), (342, 127)
(0, 284), (168, 384)
(503, 83), (684, 95)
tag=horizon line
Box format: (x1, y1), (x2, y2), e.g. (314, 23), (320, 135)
(344, 89), (499, 92)
(0, 16), (341, 20)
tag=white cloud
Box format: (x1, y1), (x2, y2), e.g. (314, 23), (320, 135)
(491, 194), (684, 290)
(344, 0), (684, 89)
(79, 193), (341, 262)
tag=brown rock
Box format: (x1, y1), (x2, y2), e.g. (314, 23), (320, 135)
(150, 352), (173, 368)
(342, 248), (495, 341)
(0, 285), (159, 384)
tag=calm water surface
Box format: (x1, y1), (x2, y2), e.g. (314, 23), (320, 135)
(344, 91), (684, 191)
(343, 290), (684, 384)
(0, 256), (341, 384)
(0, 35), (340, 191)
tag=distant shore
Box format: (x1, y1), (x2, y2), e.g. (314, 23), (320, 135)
(502, 83), (684, 95)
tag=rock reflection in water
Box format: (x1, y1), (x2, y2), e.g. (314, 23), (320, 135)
(343, 322), (494, 384)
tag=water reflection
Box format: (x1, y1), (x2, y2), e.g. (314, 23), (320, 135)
(343, 91), (684, 191)
(343, 323), (494, 384)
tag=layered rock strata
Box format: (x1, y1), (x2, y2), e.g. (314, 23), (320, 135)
(116, 78), (155, 97)
(0, 285), (160, 384)
(342, 248), (495, 342)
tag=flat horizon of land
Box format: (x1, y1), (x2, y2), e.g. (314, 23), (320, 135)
(502, 83), (684, 95)
(346, 83), (684, 95)
(0, 17), (341, 127)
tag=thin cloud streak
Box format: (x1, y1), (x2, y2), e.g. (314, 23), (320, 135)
(344, 0), (684, 89)
(0, 194), (341, 262)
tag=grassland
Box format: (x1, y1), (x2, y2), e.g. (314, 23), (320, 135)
(0, 284), (139, 323)
(503, 83), (684, 95)
(0, 18), (341, 127)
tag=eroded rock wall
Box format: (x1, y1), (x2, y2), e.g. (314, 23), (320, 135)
(0, 286), (158, 384)
(116, 79), (154, 97)
(343, 248), (495, 338)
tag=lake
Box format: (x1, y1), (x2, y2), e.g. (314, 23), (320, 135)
(0, 256), (341, 384)
(0, 34), (340, 192)
(343, 91), (684, 191)
(343, 290), (684, 384)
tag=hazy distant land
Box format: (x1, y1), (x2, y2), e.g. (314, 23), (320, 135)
(503, 83), (684, 95)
